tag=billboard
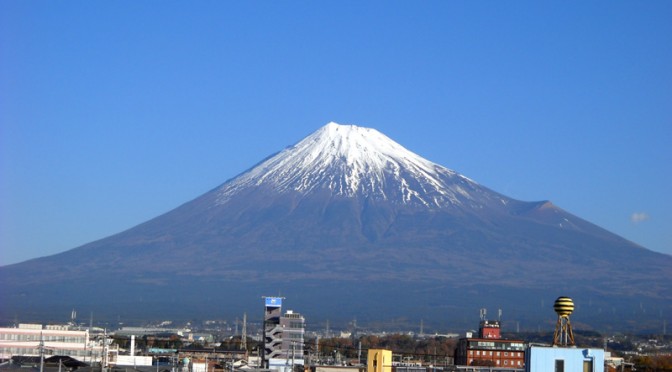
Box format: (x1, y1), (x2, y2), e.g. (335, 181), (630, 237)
(265, 297), (283, 307)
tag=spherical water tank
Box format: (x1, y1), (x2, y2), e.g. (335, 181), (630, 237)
(553, 296), (574, 317)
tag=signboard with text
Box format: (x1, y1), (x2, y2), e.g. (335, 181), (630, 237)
(265, 297), (282, 307)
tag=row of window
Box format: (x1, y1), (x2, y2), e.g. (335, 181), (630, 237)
(469, 350), (523, 358)
(468, 358), (522, 366)
(288, 321), (304, 328)
(467, 341), (525, 351)
(0, 347), (97, 357)
(0, 334), (87, 343)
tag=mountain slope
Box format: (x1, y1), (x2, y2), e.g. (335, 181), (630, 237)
(1, 122), (670, 331)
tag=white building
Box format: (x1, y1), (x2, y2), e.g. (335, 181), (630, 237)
(0, 324), (117, 364)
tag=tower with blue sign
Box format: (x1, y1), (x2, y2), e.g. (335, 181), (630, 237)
(261, 296), (306, 371)
(262, 296), (284, 368)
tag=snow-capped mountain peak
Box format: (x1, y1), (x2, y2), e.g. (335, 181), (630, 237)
(215, 122), (488, 208)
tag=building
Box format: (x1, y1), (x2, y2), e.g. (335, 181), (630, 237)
(604, 352), (634, 372)
(524, 296), (605, 372)
(524, 346), (604, 372)
(0, 324), (117, 364)
(367, 349), (392, 372)
(263, 297), (306, 371)
(263, 297), (283, 368)
(113, 326), (190, 337)
(277, 310), (305, 360)
(268, 310), (305, 366)
(455, 319), (526, 369)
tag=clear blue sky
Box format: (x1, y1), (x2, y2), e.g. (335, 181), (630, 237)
(1, 1), (670, 266)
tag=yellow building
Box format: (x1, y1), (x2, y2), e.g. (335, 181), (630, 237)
(367, 349), (392, 372)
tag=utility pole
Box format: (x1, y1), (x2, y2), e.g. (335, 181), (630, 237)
(39, 333), (44, 372)
(664, 319), (667, 336)
(241, 313), (247, 351)
(102, 329), (108, 372)
(358, 341), (361, 365)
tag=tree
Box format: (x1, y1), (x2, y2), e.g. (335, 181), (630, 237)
(632, 354), (672, 371)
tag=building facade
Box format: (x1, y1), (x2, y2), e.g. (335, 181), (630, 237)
(524, 346), (604, 372)
(263, 297), (306, 371)
(0, 324), (116, 364)
(455, 320), (526, 368)
(277, 310), (305, 360)
(264, 297), (283, 368)
(367, 349), (392, 372)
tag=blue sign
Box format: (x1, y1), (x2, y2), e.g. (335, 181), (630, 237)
(265, 297), (282, 307)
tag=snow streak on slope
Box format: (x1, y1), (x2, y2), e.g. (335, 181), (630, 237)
(215, 122), (497, 208)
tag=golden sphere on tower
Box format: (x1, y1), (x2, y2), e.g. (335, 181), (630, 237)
(553, 296), (574, 317)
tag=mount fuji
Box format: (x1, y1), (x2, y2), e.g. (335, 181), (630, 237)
(1, 122), (670, 331)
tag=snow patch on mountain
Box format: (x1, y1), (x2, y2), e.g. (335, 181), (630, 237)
(215, 122), (489, 208)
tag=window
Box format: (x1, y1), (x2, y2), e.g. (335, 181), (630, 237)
(555, 359), (565, 372)
(583, 360), (593, 372)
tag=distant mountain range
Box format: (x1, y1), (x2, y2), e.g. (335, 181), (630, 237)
(2, 122), (670, 333)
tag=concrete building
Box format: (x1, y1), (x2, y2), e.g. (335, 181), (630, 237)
(263, 297), (306, 371)
(263, 296), (283, 368)
(0, 324), (117, 364)
(114, 326), (190, 337)
(277, 310), (305, 359)
(367, 349), (392, 372)
(525, 346), (604, 372)
(454, 319), (526, 369)
(268, 310), (305, 369)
